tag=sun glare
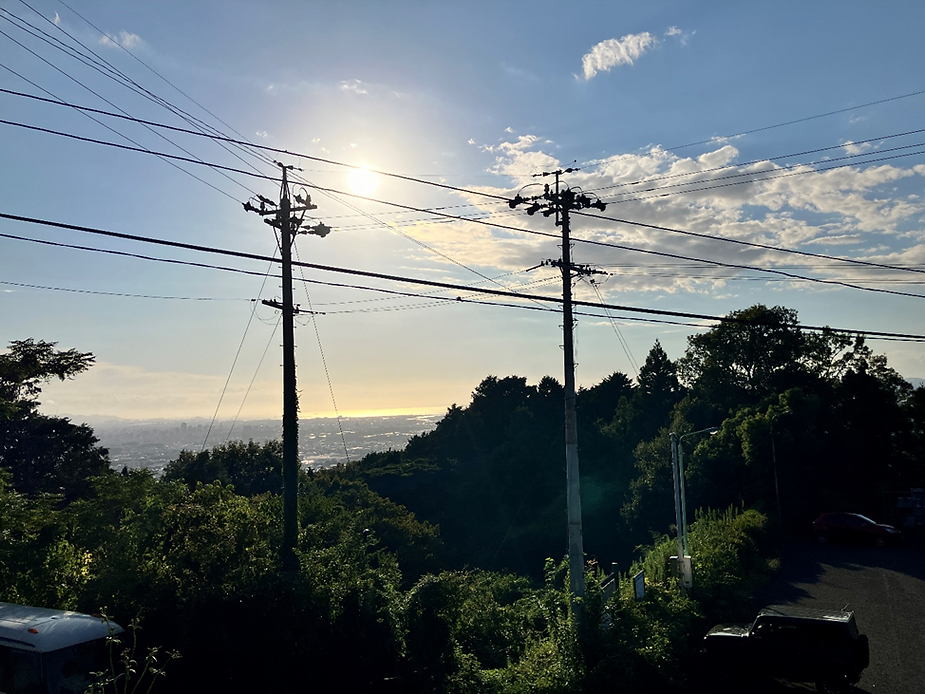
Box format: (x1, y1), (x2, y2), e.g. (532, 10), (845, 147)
(347, 167), (379, 196)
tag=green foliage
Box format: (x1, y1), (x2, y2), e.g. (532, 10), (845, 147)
(1, 450), (780, 694)
(676, 305), (847, 412)
(0, 469), (91, 608)
(163, 439), (283, 495)
(0, 339), (95, 416)
(5, 315), (923, 692)
(0, 339), (109, 498)
(87, 617), (180, 694)
(1, 413), (110, 498)
(686, 507), (774, 620)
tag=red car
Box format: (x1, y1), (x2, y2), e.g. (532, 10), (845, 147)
(813, 512), (902, 547)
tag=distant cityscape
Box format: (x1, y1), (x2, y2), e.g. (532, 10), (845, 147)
(88, 414), (443, 476)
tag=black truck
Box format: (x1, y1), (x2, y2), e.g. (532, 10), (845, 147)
(702, 604), (870, 693)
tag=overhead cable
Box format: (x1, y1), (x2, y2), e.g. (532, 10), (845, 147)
(3, 212), (925, 342)
(665, 89), (925, 151)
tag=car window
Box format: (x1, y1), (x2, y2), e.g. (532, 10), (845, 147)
(43, 641), (110, 694)
(0, 646), (43, 694)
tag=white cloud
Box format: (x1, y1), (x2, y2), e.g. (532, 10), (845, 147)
(98, 30), (143, 49)
(439, 130), (925, 300)
(255, 130), (268, 139)
(339, 79), (368, 95)
(581, 33), (657, 81)
(664, 26), (693, 45)
(843, 140), (874, 156)
(53, 12), (61, 26)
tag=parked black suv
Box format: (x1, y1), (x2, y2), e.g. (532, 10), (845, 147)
(702, 604), (869, 693)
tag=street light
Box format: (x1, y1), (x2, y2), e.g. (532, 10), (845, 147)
(670, 426), (719, 592)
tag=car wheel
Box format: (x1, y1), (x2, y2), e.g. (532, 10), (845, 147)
(816, 680), (848, 693)
(875, 537), (886, 548)
(815, 531), (829, 544)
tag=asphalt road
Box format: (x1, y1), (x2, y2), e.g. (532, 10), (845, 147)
(690, 533), (925, 693)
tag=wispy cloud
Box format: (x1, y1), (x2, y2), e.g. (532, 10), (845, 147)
(664, 26), (693, 45)
(339, 79), (368, 95)
(98, 30), (143, 49)
(581, 32), (656, 80)
(842, 140), (874, 156)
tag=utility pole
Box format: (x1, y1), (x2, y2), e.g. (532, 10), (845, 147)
(510, 169), (606, 609)
(244, 163), (330, 571)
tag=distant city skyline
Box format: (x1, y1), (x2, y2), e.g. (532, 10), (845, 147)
(94, 413), (442, 475)
(3, 1), (924, 421)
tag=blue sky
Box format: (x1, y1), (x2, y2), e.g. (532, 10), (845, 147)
(2, 1), (924, 420)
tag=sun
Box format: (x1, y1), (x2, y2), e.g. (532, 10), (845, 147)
(347, 167), (379, 196)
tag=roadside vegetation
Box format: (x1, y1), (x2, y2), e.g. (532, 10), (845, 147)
(1, 304), (923, 692)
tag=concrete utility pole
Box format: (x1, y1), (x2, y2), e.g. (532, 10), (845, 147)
(510, 169), (606, 609)
(244, 163), (330, 571)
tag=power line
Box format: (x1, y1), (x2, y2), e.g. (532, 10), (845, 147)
(3, 212), (925, 342)
(2, 11), (553, 355)
(0, 29), (252, 201)
(4, 186), (925, 308)
(226, 316), (281, 444)
(6, 82), (924, 212)
(202, 254), (279, 451)
(597, 141), (925, 202)
(588, 278), (639, 379)
(57, 0), (277, 172)
(575, 208), (925, 281)
(0, 86), (507, 201)
(598, 146), (925, 205)
(52, 0), (279, 173)
(0, 116), (278, 185)
(280, 186), (925, 300)
(7, 2), (275, 178)
(0, 279), (253, 300)
(4, 89), (923, 287)
(293, 243), (351, 465)
(1, 122), (923, 302)
(587, 127), (925, 195)
(14, 109), (919, 292)
(664, 88), (925, 151)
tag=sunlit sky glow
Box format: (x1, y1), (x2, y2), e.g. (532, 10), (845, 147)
(1, 1), (924, 421)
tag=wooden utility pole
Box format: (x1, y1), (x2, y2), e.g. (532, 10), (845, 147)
(510, 169), (606, 609)
(244, 164), (330, 571)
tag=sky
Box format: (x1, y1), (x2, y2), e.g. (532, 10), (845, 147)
(2, 0), (924, 422)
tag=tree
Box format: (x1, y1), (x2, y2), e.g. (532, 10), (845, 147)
(0, 339), (109, 498)
(164, 439), (284, 496)
(0, 339), (95, 416)
(676, 305), (850, 413)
